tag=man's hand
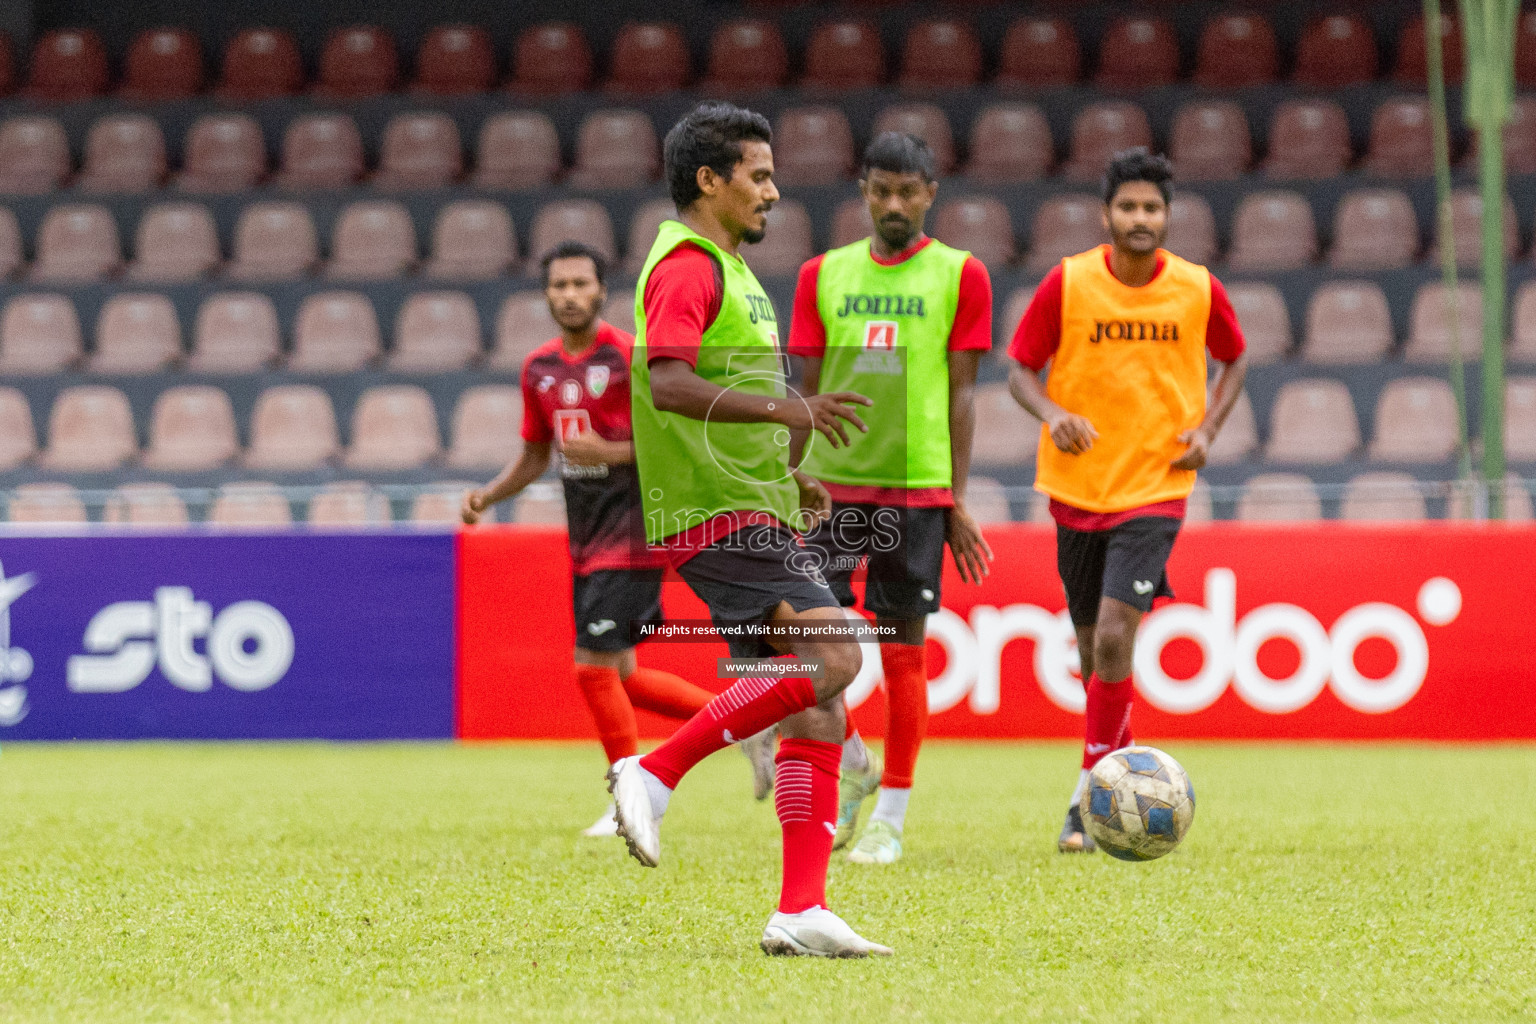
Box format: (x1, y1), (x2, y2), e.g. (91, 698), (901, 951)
(1046, 409), (1098, 455)
(1171, 427), (1212, 471)
(792, 469), (832, 527)
(945, 503), (994, 586)
(561, 430), (615, 466)
(460, 489), (487, 525)
(778, 391), (872, 449)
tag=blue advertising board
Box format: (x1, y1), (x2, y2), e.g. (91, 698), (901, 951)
(0, 532), (456, 739)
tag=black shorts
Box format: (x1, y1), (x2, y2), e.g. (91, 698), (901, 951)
(676, 522), (841, 658)
(801, 503), (948, 620)
(572, 569), (663, 653)
(1057, 516), (1181, 628)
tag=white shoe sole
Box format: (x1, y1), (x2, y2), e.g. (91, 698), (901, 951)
(606, 760), (659, 867)
(760, 927), (879, 958)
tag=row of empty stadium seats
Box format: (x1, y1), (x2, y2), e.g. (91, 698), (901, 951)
(5, 95), (1536, 198)
(4, 13), (1535, 102)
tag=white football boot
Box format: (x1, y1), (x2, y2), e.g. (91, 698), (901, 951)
(760, 907), (893, 958)
(607, 756), (661, 867)
(581, 803), (618, 837)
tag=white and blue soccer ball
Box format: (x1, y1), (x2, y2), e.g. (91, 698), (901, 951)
(1080, 746), (1195, 862)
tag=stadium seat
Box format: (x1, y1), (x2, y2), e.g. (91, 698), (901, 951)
(1237, 473), (1323, 521)
(9, 483), (87, 524)
(276, 114), (365, 190)
(1294, 14), (1378, 87)
(965, 103), (1053, 182)
(175, 114), (266, 193)
(1226, 282), (1291, 364)
(189, 292), (281, 373)
(346, 386), (442, 470)
(1301, 282), (1394, 364)
(744, 201), (813, 277)
(1169, 101), (1251, 181)
(473, 111), (561, 190)
(0, 387), (37, 469)
(1227, 192), (1317, 271)
(326, 201), (417, 281)
(1095, 16), (1178, 90)
(604, 289), (636, 334)
(1262, 99), (1353, 180)
(1164, 194), (1217, 266)
(308, 481), (391, 526)
(1394, 13), (1463, 85)
(1428, 190), (1519, 268)
(899, 19), (982, 90)
(0, 116), (70, 194)
(1026, 194), (1103, 271)
(288, 292), (381, 373)
(0, 294), (82, 373)
(0, 208), (16, 278)
(447, 386), (524, 470)
(570, 109), (659, 189)
(934, 197), (1015, 269)
(245, 386), (340, 470)
(78, 115), (165, 193)
(509, 23), (593, 95)
(1369, 377), (1459, 463)
(1405, 282), (1483, 363)
(217, 28), (303, 99)
(772, 106), (854, 186)
(31, 205), (122, 282)
(128, 203), (220, 282)
(424, 201), (516, 281)
(316, 26), (398, 97)
(1340, 472), (1427, 521)
(1467, 96), (1536, 175)
(25, 29), (109, 100)
(1205, 390), (1258, 466)
(964, 476), (1010, 525)
(103, 482), (188, 526)
(514, 482), (566, 524)
(488, 291), (558, 371)
(1507, 377), (1536, 461)
(41, 385), (137, 471)
(389, 291), (482, 372)
(413, 25), (494, 95)
(1194, 13), (1279, 88)
(142, 386), (239, 471)
(606, 22), (689, 95)
(703, 20), (787, 93)
(1365, 98), (1435, 178)
(872, 104), (954, 174)
(120, 27), (202, 100)
(209, 482), (292, 527)
(803, 20), (884, 91)
(996, 17), (1080, 89)
(374, 113), (462, 190)
(831, 198), (868, 250)
(1265, 379), (1360, 463)
(623, 200), (678, 275)
(970, 382), (1037, 465)
(1329, 189), (1419, 269)
(90, 293), (181, 374)
(1513, 281), (1536, 362)
(529, 201), (616, 265)
(411, 484), (475, 524)
(226, 203), (318, 281)
(1063, 102), (1153, 183)
(1187, 481), (1215, 523)
(1448, 474), (1535, 520)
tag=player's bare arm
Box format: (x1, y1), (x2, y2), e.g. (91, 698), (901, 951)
(561, 432), (635, 467)
(945, 348), (993, 584)
(785, 355), (822, 467)
(649, 356), (871, 447)
(1172, 351), (1250, 471)
(462, 440), (553, 524)
(1008, 361), (1099, 454)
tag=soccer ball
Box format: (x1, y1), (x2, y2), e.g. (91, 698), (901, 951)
(1079, 746), (1195, 862)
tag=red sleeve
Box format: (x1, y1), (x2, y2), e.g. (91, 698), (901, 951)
(1205, 274), (1246, 363)
(520, 353), (552, 443)
(640, 244), (722, 368)
(948, 255), (994, 352)
(1007, 265), (1064, 371)
(786, 254), (827, 357)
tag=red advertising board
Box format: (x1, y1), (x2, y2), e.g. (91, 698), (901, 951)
(457, 524), (1536, 741)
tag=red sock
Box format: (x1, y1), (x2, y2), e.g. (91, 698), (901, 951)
(1082, 673), (1135, 770)
(639, 661), (819, 789)
(775, 737), (841, 914)
(880, 643), (928, 789)
(574, 664), (638, 764)
(622, 667), (716, 719)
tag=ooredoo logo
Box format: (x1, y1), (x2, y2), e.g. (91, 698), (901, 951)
(842, 569), (1459, 717)
(67, 587), (294, 694)
(0, 559), (38, 726)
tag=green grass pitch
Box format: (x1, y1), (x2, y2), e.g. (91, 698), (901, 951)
(0, 741), (1532, 1023)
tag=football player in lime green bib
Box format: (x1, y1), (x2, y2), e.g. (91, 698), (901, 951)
(609, 101), (892, 958)
(788, 133), (996, 866)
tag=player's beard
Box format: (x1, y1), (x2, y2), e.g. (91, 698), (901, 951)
(741, 226), (766, 244)
(1114, 224), (1164, 254)
(554, 298), (602, 333)
(877, 216), (916, 251)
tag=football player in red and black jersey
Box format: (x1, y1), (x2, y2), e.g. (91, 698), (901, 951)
(463, 242), (777, 835)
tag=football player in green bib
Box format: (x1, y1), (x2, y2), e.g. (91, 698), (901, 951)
(789, 133), (996, 865)
(608, 101), (892, 957)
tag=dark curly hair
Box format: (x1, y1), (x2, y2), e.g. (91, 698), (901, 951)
(664, 101), (774, 210)
(1102, 147), (1174, 206)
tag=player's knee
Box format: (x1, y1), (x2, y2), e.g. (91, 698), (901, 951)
(816, 642), (863, 699)
(1093, 625), (1135, 680)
